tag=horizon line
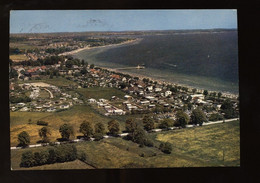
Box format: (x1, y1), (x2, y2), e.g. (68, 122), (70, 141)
(10, 28), (237, 34)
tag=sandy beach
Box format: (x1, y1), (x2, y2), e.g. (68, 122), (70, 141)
(58, 38), (142, 56)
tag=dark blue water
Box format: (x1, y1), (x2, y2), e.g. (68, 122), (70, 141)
(74, 31), (239, 94)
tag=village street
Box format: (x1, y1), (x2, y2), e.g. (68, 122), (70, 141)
(10, 118), (239, 150)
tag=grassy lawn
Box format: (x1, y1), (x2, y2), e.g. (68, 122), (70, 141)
(18, 77), (78, 87)
(77, 87), (126, 100)
(9, 54), (28, 61)
(150, 120), (240, 167)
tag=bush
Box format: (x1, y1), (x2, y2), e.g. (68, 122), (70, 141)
(78, 152), (87, 162)
(209, 113), (224, 121)
(36, 120), (48, 126)
(33, 151), (49, 166)
(20, 151), (35, 167)
(159, 142), (172, 154)
(93, 133), (104, 141)
(18, 131), (30, 147)
(144, 138), (154, 147)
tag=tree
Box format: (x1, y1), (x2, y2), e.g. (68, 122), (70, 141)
(90, 64), (95, 69)
(221, 99), (236, 119)
(175, 111), (189, 128)
(125, 118), (138, 133)
(209, 113), (224, 121)
(143, 115), (155, 131)
(132, 127), (147, 147)
(191, 108), (207, 126)
(203, 90), (208, 96)
(159, 119), (174, 129)
(159, 142), (172, 154)
(18, 131), (30, 147)
(59, 123), (74, 140)
(94, 122), (105, 135)
(218, 92), (222, 99)
(108, 120), (120, 136)
(20, 151), (35, 167)
(39, 127), (51, 143)
(192, 88), (197, 94)
(79, 121), (93, 139)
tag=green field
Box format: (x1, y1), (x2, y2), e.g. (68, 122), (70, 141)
(18, 77), (78, 87)
(11, 120), (240, 169)
(152, 120), (240, 166)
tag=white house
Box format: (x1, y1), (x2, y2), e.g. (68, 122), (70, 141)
(17, 103), (26, 107)
(191, 94), (204, 100)
(140, 100), (150, 105)
(124, 95), (132, 100)
(114, 109), (125, 115)
(88, 98), (97, 103)
(154, 88), (162, 92)
(165, 91), (172, 97)
(146, 86), (153, 92)
(99, 98), (107, 103)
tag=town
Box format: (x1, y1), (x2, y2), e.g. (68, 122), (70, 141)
(9, 33), (240, 169)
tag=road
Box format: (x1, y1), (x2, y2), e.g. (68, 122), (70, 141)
(10, 118), (239, 150)
(43, 88), (54, 98)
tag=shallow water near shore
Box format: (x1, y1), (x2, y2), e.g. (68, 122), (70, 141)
(73, 32), (239, 94)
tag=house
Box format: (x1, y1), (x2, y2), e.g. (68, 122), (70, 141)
(140, 100), (150, 105)
(113, 109), (125, 115)
(148, 104), (156, 108)
(191, 94), (204, 100)
(146, 86), (153, 92)
(17, 103), (25, 107)
(165, 91), (172, 97)
(99, 98), (107, 103)
(145, 96), (155, 100)
(47, 108), (56, 112)
(88, 98), (97, 103)
(60, 104), (70, 109)
(154, 88), (162, 92)
(20, 107), (29, 112)
(35, 106), (42, 112)
(124, 95), (132, 100)
(151, 129), (162, 132)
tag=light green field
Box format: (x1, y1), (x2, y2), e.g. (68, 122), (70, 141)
(152, 120), (240, 166)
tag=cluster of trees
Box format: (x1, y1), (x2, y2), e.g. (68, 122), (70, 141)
(20, 144), (80, 167)
(220, 99), (238, 119)
(45, 47), (72, 55)
(9, 95), (31, 104)
(125, 118), (154, 147)
(79, 121), (106, 140)
(11, 56), (65, 67)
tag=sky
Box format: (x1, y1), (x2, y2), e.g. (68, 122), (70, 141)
(10, 10), (237, 33)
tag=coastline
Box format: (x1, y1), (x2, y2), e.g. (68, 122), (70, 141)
(58, 38), (142, 56)
(101, 67), (238, 98)
(68, 38), (238, 98)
